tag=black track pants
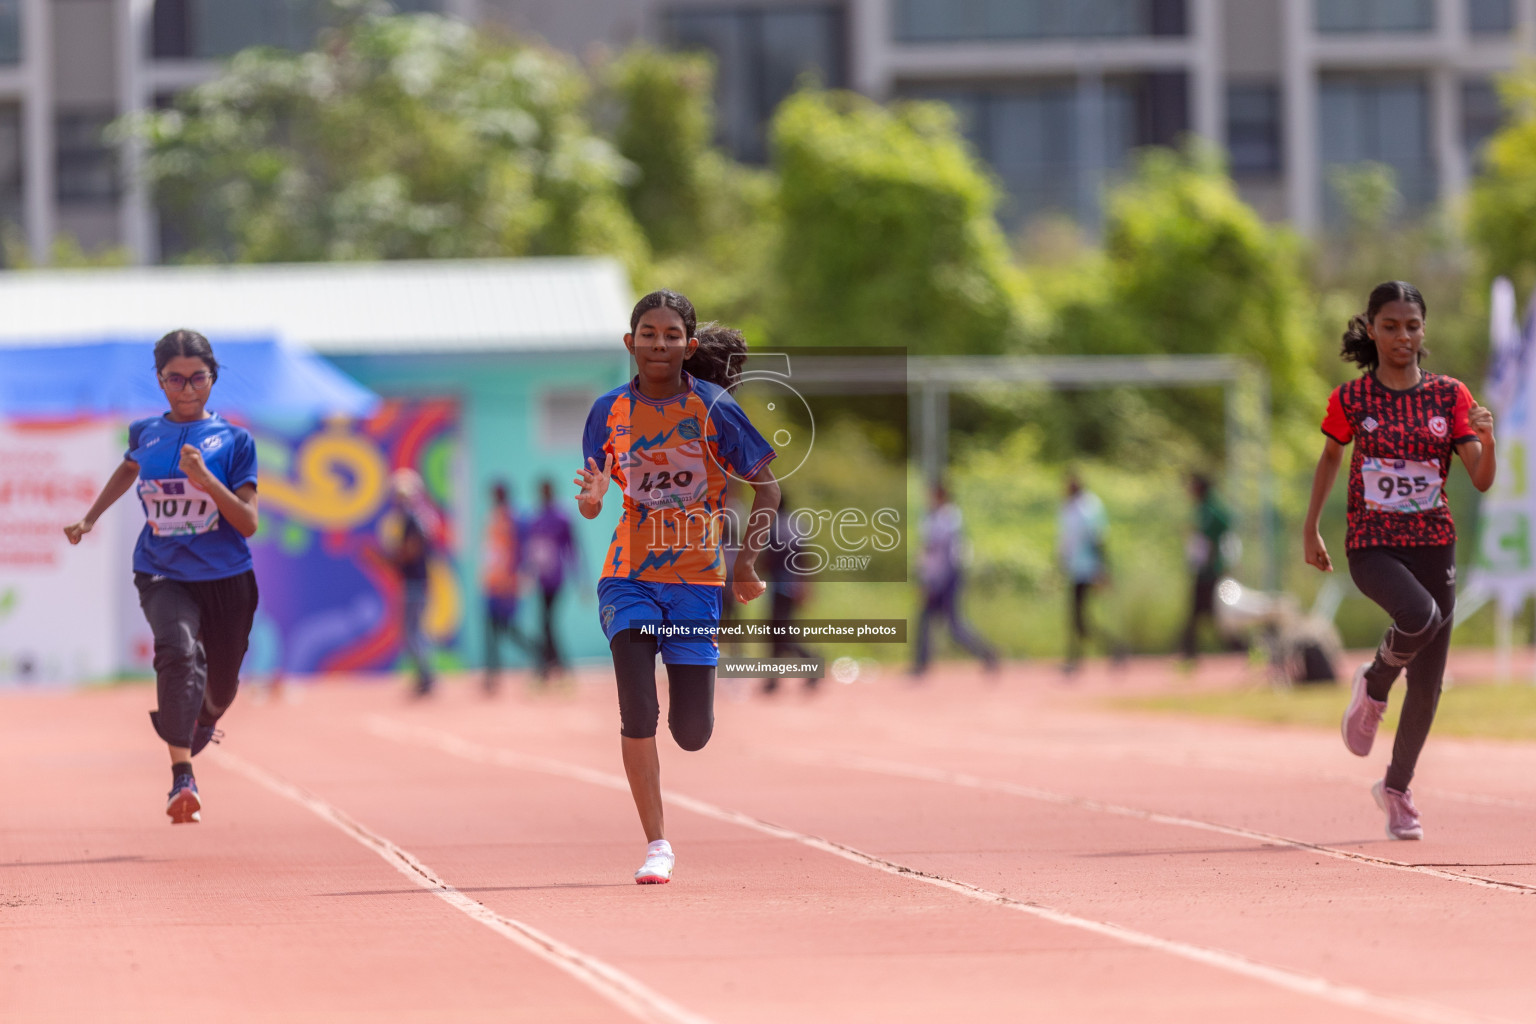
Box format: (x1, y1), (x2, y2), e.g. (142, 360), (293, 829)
(136, 571), (259, 749)
(1347, 544), (1455, 792)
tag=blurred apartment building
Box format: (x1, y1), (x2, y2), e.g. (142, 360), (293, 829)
(1, 0), (1532, 264)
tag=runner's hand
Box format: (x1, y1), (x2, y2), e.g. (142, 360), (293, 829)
(733, 559), (767, 604)
(1469, 402), (1495, 442)
(179, 444), (213, 488)
(574, 453), (614, 509)
(63, 519), (93, 545)
(1304, 530), (1332, 573)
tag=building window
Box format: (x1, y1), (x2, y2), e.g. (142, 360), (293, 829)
(1227, 84), (1281, 176)
(666, 5), (846, 164)
(152, 0), (440, 59)
(0, 0), (19, 64)
(57, 113), (120, 205)
(1463, 79), (1503, 170)
(0, 104), (20, 230)
(1468, 0), (1514, 33)
(1319, 76), (1434, 214)
(894, 0), (1185, 42)
(909, 73), (1185, 225)
(1315, 0), (1434, 33)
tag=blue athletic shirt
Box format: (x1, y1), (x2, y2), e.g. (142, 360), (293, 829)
(125, 412), (258, 581)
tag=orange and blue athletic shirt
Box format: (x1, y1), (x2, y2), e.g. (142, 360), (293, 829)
(583, 373), (775, 585)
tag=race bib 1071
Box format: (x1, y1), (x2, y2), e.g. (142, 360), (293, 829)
(1361, 457), (1442, 514)
(139, 478), (220, 536)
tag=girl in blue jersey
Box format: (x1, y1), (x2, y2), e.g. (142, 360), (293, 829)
(66, 330), (260, 824)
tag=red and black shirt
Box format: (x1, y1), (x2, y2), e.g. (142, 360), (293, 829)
(1320, 372), (1477, 551)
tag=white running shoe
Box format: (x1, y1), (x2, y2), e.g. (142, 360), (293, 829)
(634, 839), (674, 884)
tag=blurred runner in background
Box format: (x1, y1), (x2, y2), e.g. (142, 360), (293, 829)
(1057, 471), (1109, 675)
(523, 479), (578, 682)
(482, 479), (531, 694)
(912, 481), (998, 678)
(383, 468), (436, 697)
(760, 490), (818, 694)
(1180, 473), (1232, 663)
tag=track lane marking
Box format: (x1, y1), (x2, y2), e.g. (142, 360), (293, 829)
(212, 749), (715, 1024)
(366, 717), (1511, 1024)
(765, 747), (1536, 895)
(870, 721), (1536, 812)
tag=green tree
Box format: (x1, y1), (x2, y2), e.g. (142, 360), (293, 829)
(770, 91), (1033, 354)
(1037, 146), (1319, 465)
(119, 11), (646, 268)
(1470, 65), (1536, 294)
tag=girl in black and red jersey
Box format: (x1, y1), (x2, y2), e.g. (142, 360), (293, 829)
(1303, 281), (1495, 840)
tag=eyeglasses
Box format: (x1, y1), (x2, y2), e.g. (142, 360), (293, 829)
(161, 371), (213, 392)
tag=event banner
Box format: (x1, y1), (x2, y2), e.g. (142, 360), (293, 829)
(242, 400), (463, 676)
(0, 419), (130, 685)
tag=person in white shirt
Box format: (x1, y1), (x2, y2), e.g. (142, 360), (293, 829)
(1057, 472), (1109, 674)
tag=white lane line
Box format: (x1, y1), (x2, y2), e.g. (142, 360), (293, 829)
(212, 749), (715, 1024)
(879, 725), (1536, 813)
(366, 717), (1511, 1024)
(768, 747), (1536, 895)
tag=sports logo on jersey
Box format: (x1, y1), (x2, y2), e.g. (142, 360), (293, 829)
(1429, 416), (1448, 438)
(678, 416), (701, 441)
(201, 435), (224, 452)
(601, 604), (617, 630)
(1362, 417), (1379, 433)
(145, 435), (161, 448)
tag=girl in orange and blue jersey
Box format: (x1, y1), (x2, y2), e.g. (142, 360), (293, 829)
(576, 291), (780, 884)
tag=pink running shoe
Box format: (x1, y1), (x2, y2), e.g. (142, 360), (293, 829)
(1372, 780), (1423, 840)
(1341, 662), (1387, 757)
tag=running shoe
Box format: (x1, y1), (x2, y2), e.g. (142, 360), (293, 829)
(1371, 780), (1423, 840)
(1341, 662), (1387, 757)
(634, 839), (674, 884)
(190, 722), (224, 756)
(166, 775), (201, 825)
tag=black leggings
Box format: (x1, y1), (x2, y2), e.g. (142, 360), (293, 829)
(610, 629), (715, 750)
(1347, 544), (1455, 792)
(136, 570), (259, 749)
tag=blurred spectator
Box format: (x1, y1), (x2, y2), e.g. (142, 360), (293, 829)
(912, 482), (998, 677)
(383, 468), (435, 696)
(760, 492), (818, 694)
(1057, 471), (1109, 674)
(1180, 473), (1233, 662)
(482, 480), (532, 694)
(522, 479), (579, 681)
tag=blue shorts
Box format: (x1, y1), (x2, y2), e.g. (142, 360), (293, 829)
(597, 577), (723, 665)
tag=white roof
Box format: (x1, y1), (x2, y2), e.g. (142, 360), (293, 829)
(0, 257), (632, 354)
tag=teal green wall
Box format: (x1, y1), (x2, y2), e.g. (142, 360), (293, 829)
(327, 350), (628, 668)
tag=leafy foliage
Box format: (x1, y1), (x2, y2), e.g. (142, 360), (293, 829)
(120, 12), (646, 268)
(769, 92), (1034, 354)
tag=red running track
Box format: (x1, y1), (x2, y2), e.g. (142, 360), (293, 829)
(4, 656), (1535, 1023)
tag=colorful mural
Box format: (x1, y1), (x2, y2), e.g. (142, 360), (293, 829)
(247, 399), (462, 675)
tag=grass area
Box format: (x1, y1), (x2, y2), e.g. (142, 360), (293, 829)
(1116, 680), (1536, 743)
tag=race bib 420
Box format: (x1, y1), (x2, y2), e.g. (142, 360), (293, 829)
(140, 478), (220, 536)
(1361, 457), (1442, 514)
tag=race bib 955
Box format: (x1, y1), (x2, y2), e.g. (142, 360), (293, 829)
(1361, 458), (1442, 514)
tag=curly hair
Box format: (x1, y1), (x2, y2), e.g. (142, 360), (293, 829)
(1341, 281), (1427, 371)
(686, 321), (747, 390)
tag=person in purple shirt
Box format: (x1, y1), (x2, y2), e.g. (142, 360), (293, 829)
(522, 479), (579, 680)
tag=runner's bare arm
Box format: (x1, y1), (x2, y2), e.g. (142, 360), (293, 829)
(179, 444), (259, 537)
(733, 465), (782, 604)
(574, 452), (614, 520)
(1302, 438), (1345, 573)
(1456, 403), (1496, 493)
(63, 459), (141, 545)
